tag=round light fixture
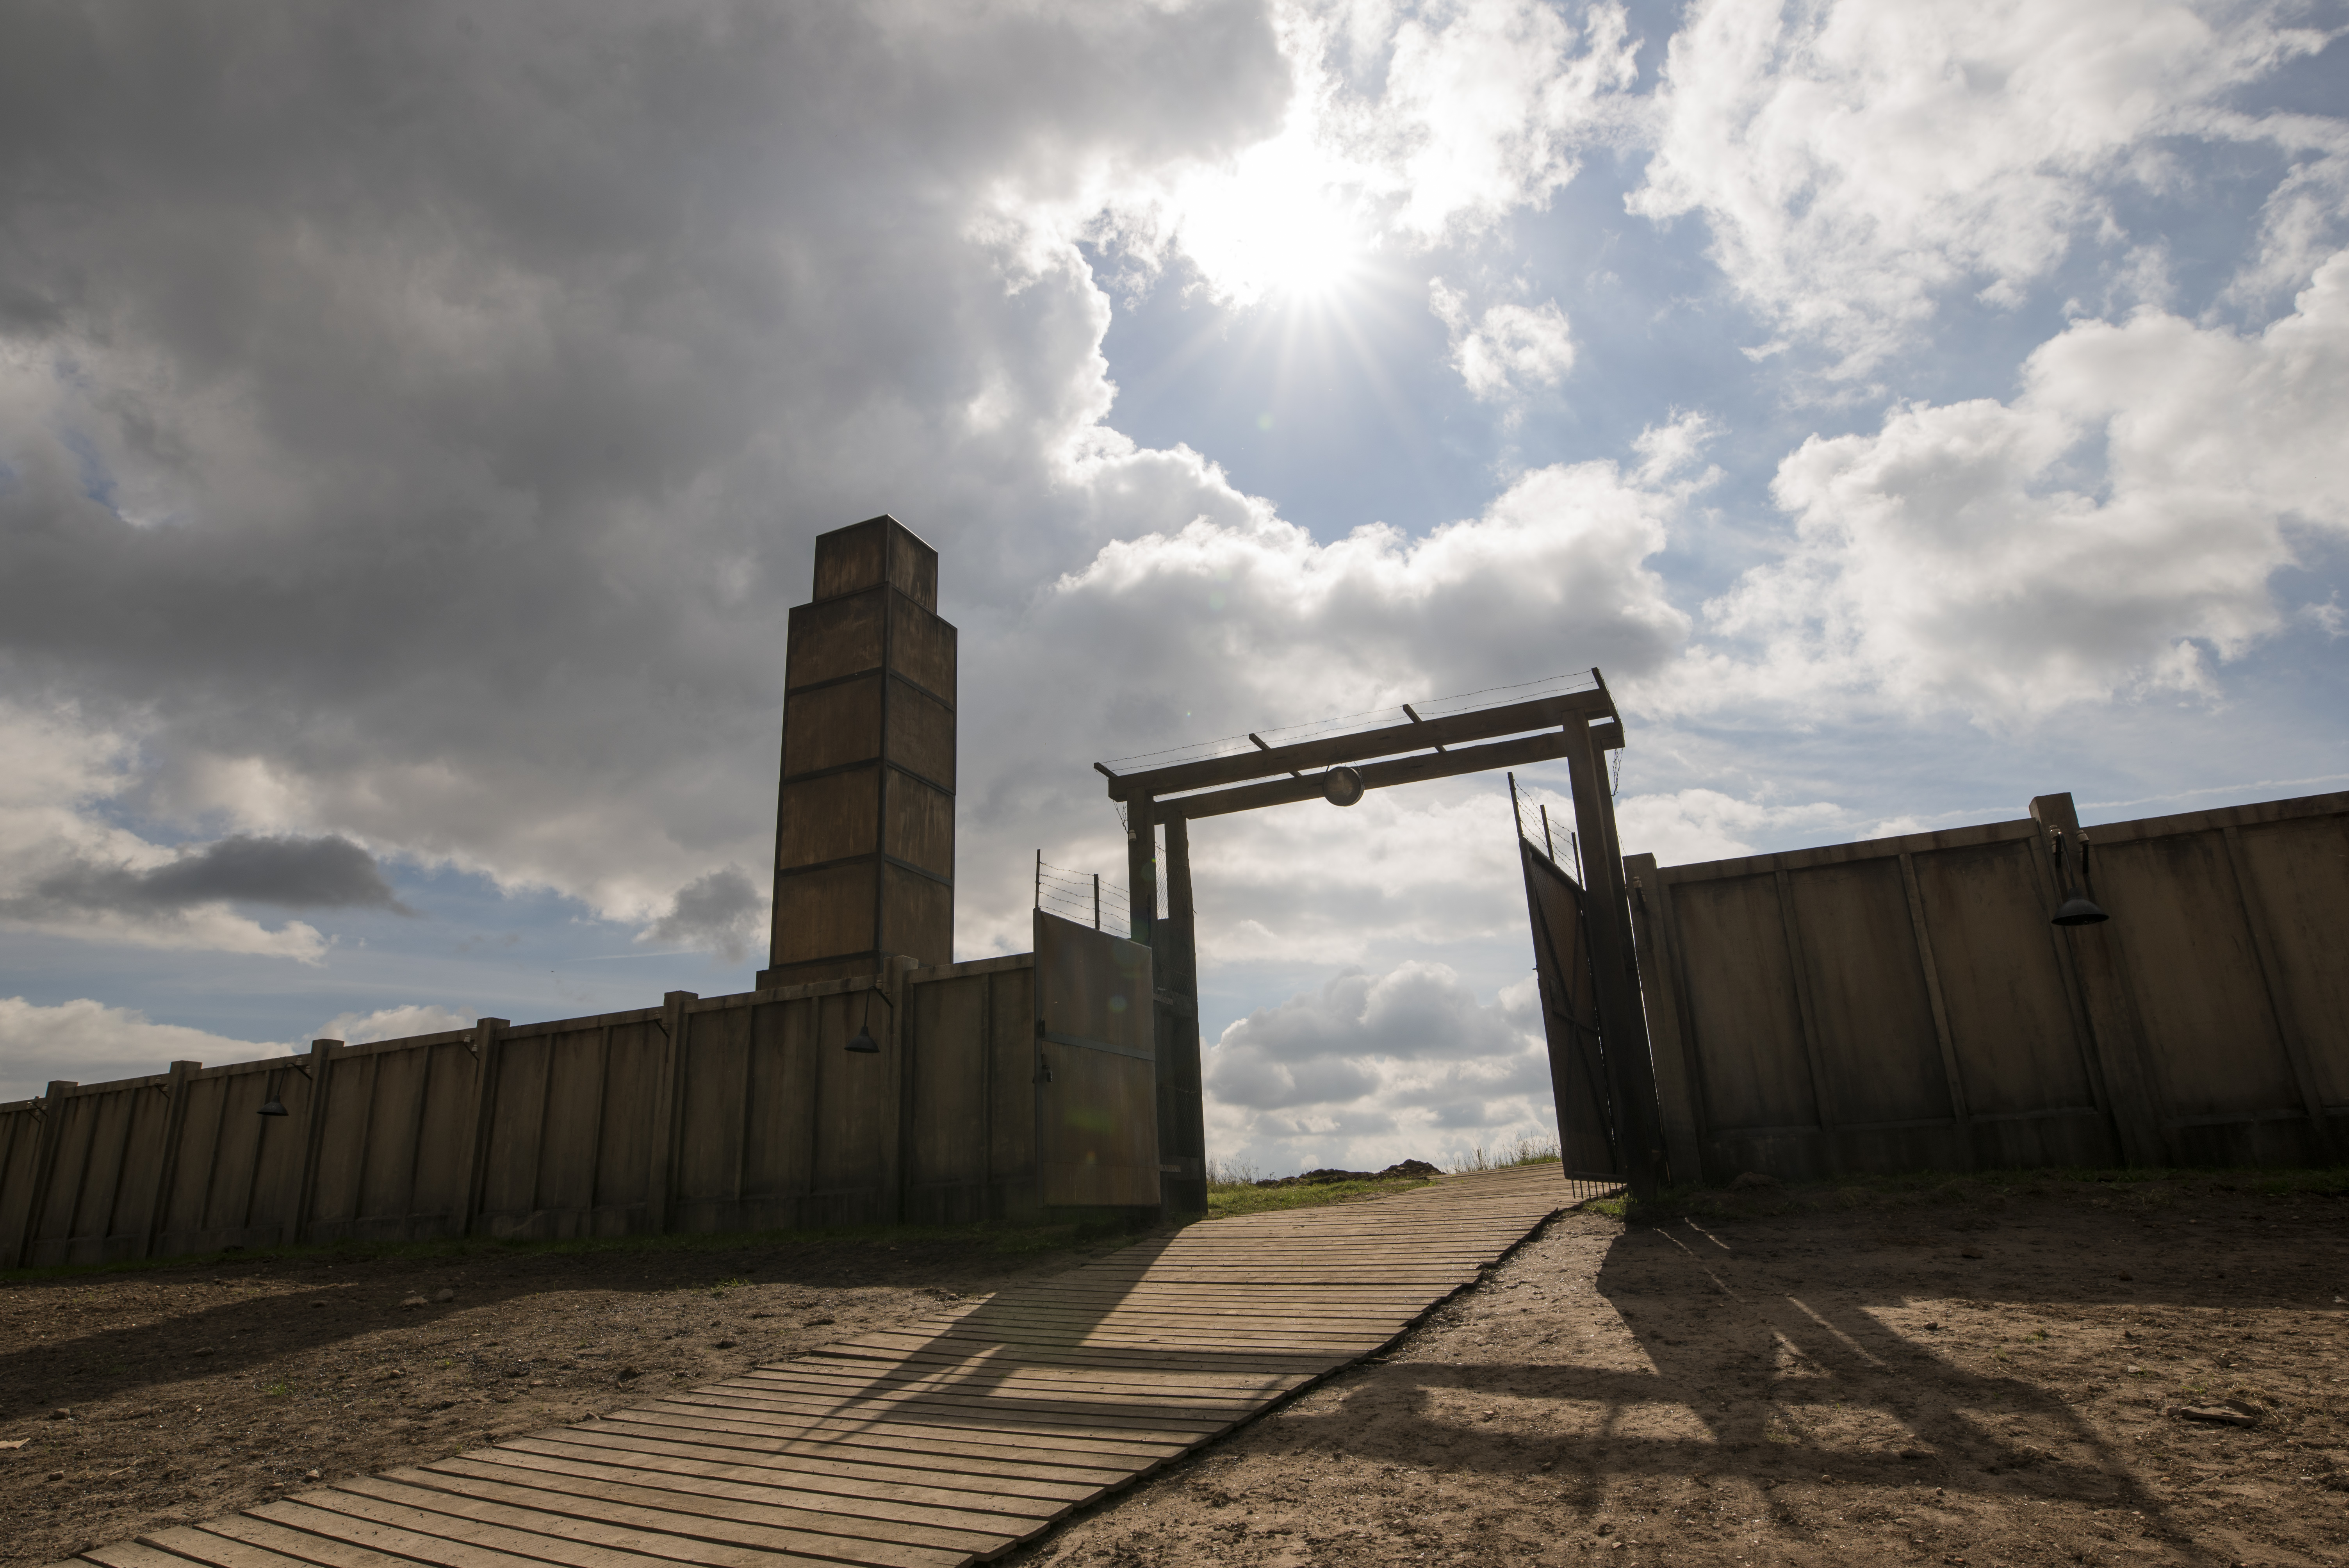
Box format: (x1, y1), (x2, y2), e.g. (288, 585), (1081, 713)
(1323, 766), (1365, 807)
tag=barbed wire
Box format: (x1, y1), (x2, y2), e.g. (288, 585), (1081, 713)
(1100, 669), (1601, 772)
(1034, 854), (1129, 930)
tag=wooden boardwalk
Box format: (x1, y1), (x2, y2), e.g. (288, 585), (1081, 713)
(68, 1167), (1569, 1568)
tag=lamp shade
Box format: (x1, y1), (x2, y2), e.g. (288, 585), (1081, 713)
(2051, 895), (2109, 927)
(257, 1098), (289, 1117)
(845, 1023), (880, 1053)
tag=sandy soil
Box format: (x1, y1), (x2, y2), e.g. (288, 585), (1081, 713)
(9, 1180), (2347, 1568)
(0, 1232), (1106, 1567)
(1014, 1180), (2349, 1568)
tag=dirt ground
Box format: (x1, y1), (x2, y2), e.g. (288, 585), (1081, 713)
(6, 1180), (2348, 1568)
(0, 1231), (1109, 1567)
(1018, 1180), (2349, 1568)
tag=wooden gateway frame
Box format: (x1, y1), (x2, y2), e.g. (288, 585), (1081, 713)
(1095, 670), (1666, 1210)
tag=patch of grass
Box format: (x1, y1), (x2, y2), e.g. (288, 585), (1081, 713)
(1203, 1174), (1434, 1219)
(0, 1218), (1114, 1285)
(1453, 1138), (1563, 1173)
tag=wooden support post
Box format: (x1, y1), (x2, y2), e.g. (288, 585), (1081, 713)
(12, 1081), (76, 1268)
(1126, 795), (1157, 946)
(1561, 719), (1665, 1199)
(141, 1061), (200, 1258)
(646, 992), (697, 1235)
(288, 1039), (339, 1247)
(2029, 793), (2167, 1166)
(1158, 813), (1207, 1215)
(456, 1018), (511, 1238)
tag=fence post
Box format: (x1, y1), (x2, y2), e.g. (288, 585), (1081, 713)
(646, 992), (697, 1234)
(289, 1039), (340, 1247)
(141, 1061), (201, 1258)
(10, 1082), (77, 1268)
(457, 1019), (511, 1237)
(2029, 793), (2167, 1166)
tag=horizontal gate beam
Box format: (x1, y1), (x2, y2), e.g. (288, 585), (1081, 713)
(1096, 686), (1619, 803)
(1149, 727), (1604, 821)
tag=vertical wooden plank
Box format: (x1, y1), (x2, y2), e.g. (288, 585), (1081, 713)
(95, 1086), (147, 1256)
(140, 1061), (201, 1257)
(1899, 852), (1975, 1168)
(1771, 868), (1842, 1174)
(2219, 823), (2340, 1163)
(732, 1005), (756, 1206)
(456, 1019), (510, 1238)
(980, 972), (995, 1208)
(526, 1030), (560, 1216)
(394, 1044), (435, 1240)
(889, 959), (912, 1224)
(346, 1050), (382, 1234)
(1624, 856), (1704, 1188)
(586, 1025), (611, 1217)
(644, 992), (695, 1234)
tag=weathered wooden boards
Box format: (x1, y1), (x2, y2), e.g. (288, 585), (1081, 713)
(63, 1167), (1565, 1568)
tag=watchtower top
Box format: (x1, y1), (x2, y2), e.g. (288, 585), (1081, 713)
(813, 513), (938, 611)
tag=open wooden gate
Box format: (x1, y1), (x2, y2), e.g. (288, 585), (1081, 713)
(1032, 909), (1161, 1207)
(1520, 834), (1624, 1183)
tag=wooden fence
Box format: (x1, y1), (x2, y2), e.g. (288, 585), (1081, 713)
(1625, 789), (2349, 1184)
(0, 955), (1048, 1270)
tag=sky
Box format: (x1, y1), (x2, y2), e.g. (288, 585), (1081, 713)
(3, 0), (2345, 1175)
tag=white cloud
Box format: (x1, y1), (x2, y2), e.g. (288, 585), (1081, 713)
(1203, 960), (1556, 1174)
(1611, 787), (1852, 866)
(1429, 278), (1575, 401)
(1684, 250), (2349, 720)
(1088, 0), (1640, 305)
(312, 1003), (474, 1045)
(954, 444), (1699, 960)
(0, 996), (282, 1103)
(1630, 0), (2342, 371)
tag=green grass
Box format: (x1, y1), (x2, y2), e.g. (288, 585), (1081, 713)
(1202, 1174), (1436, 1219)
(1583, 1164), (2349, 1224)
(1452, 1138), (1563, 1173)
(0, 1217), (1122, 1285)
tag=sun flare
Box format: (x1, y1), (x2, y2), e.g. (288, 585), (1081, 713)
(1172, 137), (1370, 306)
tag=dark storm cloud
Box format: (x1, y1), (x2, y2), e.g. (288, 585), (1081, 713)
(0, 1), (1289, 920)
(35, 835), (408, 914)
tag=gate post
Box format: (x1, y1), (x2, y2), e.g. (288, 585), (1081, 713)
(1561, 718), (1665, 1200)
(1158, 814), (1207, 1215)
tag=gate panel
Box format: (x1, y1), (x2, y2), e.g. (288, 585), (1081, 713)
(1522, 840), (1617, 1178)
(1034, 910), (1159, 1206)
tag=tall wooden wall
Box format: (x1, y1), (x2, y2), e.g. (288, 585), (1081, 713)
(1625, 790), (2349, 1184)
(0, 956), (1038, 1270)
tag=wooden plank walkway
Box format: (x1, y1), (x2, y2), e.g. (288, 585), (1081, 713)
(64, 1166), (1569, 1568)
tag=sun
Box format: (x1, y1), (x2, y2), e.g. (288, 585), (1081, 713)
(1173, 137), (1371, 306)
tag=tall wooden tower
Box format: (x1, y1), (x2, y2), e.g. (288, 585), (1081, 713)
(757, 515), (957, 989)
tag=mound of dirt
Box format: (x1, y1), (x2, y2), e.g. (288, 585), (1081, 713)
(1255, 1159), (1442, 1188)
